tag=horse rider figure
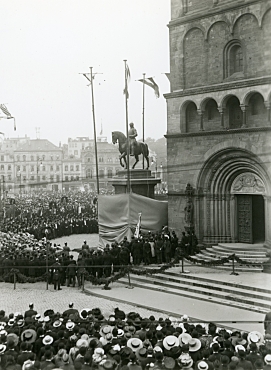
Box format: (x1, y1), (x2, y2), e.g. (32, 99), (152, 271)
(128, 122), (138, 156)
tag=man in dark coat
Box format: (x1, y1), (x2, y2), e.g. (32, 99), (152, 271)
(50, 258), (62, 290)
(24, 303), (37, 319)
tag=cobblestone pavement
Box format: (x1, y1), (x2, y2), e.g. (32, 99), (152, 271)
(0, 282), (173, 320)
(0, 234), (172, 320)
(52, 233), (99, 252)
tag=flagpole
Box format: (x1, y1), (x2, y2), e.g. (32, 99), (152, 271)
(142, 73), (145, 169)
(142, 73), (145, 143)
(124, 60), (130, 193)
(90, 67), (100, 195)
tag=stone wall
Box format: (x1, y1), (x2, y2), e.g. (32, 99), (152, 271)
(169, 1), (271, 92)
(166, 129), (271, 236)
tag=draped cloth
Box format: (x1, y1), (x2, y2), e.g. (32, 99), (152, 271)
(98, 193), (168, 247)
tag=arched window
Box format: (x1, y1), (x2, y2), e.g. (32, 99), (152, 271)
(230, 45), (243, 74)
(224, 40), (244, 78)
(185, 102), (198, 132)
(206, 100), (218, 121)
(86, 168), (92, 178)
(250, 93), (265, 115)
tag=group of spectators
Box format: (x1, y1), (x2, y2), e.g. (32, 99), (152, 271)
(0, 226), (194, 285)
(0, 302), (270, 370)
(0, 190), (98, 240)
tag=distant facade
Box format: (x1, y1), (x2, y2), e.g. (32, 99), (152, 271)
(0, 136), (122, 195)
(165, 0), (271, 247)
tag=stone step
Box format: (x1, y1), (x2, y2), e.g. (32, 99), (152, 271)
(164, 270), (271, 295)
(216, 244), (267, 254)
(202, 249), (267, 260)
(118, 273), (270, 314)
(209, 246), (267, 256)
(203, 248), (268, 262)
(200, 250), (269, 262)
(192, 255), (264, 271)
(218, 243), (265, 250)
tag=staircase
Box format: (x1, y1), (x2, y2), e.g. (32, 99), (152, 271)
(117, 268), (271, 314)
(192, 243), (269, 272)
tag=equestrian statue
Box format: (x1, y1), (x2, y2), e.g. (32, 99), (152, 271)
(112, 123), (150, 169)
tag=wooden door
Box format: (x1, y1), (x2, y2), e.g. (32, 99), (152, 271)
(237, 195), (253, 243)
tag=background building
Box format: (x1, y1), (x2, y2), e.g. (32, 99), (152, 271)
(165, 0), (271, 247)
(0, 135), (122, 195)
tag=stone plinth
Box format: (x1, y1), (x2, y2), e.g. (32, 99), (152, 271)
(109, 169), (161, 199)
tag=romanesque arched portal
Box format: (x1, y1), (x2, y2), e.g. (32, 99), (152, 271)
(196, 148), (271, 247)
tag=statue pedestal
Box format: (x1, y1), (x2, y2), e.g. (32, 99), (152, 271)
(109, 169), (161, 199)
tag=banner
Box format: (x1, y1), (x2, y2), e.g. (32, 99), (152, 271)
(98, 193), (168, 246)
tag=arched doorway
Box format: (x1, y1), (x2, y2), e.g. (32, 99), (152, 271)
(232, 173), (266, 243)
(196, 148), (270, 246)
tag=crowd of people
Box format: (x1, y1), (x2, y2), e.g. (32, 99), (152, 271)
(0, 190), (98, 240)
(0, 224), (198, 285)
(0, 303), (270, 370)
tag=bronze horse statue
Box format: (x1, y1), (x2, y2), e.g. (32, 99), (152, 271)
(112, 131), (150, 169)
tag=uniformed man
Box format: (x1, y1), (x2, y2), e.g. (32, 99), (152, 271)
(128, 122), (138, 156)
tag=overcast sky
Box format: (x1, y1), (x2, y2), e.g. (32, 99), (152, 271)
(0, 0), (170, 146)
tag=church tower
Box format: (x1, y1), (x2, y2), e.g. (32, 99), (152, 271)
(165, 0), (271, 247)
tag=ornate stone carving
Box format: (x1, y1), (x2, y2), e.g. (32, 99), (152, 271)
(184, 183), (194, 229)
(231, 173), (265, 194)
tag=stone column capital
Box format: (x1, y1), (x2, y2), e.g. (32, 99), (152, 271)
(264, 101), (271, 109)
(240, 104), (248, 112)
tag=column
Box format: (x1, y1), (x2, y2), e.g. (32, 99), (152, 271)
(197, 110), (204, 131)
(230, 195), (237, 242)
(264, 102), (270, 123)
(218, 107), (225, 129)
(240, 105), (247, 128)
(182, 0), (188, 14)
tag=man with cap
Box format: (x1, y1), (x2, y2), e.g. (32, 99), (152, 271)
(24, 303), (37, 319)
(128, 122), (138, 156)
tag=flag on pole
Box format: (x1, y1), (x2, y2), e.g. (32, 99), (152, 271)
(134, 212), (142, 238)
(0, 104), (16, 130)
(0, 104), (12, 117)
(123, 64), (131, 99)
(138, 77), (160, 98)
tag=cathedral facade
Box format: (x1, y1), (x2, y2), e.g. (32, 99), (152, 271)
(165, 0), (271, 248)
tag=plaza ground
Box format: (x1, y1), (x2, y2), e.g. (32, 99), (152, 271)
(1, 233), (269, 334)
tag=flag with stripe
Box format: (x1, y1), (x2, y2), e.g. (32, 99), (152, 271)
(134, 212), (142, 239)
(0, 104), (16, 131)
(0, 104), (12, 117)
(138, 77), (160, 98)
(123, 64), (131, 99)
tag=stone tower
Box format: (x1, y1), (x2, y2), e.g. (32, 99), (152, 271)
(165, 0), (271, 248)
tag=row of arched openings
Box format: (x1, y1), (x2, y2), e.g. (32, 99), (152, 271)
(182, 92), (269, 132)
